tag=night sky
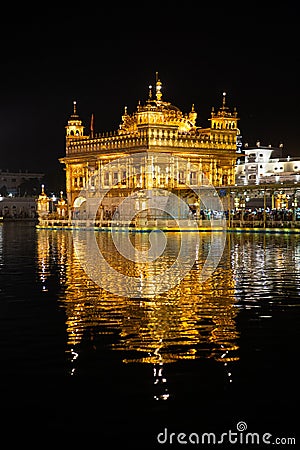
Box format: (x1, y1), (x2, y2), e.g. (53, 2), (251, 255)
(0, 8), (299, 193)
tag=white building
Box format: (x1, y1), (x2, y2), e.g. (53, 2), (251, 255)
(235, 142), (300, 186)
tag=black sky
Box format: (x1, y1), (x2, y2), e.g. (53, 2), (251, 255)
(0, 8), (299, 193)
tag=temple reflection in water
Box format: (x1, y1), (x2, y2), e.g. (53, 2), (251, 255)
(35, 228), (300, 404)
(36, 229), (239, 369)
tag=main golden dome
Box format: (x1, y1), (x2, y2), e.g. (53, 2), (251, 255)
(118, 74), (198, 134)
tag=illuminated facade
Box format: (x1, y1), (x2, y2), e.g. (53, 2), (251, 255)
(233, 142), (300, 215)
(235, 142), (300, 185)
(59, 76), (240, 218)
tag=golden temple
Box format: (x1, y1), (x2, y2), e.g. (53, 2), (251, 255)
(59, 74), (240, 220)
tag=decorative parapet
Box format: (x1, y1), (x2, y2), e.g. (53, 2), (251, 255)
(66, 129), (237, 156)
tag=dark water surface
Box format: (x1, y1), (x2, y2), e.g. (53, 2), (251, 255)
(0, 223), (299, 448)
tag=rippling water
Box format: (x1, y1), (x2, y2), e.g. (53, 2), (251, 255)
(0, 223), (299, 447)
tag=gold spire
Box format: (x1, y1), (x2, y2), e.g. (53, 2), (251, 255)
(188, 104), (197, 125)
(155, 72), (162, 102)
(70, 100), (79, 119)
(66, 100), (86, 139)
(222, 92), (226, 108)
